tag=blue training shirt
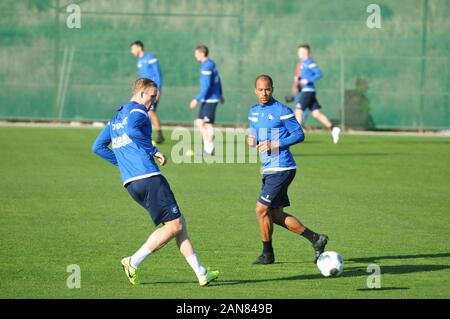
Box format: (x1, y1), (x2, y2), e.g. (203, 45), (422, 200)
(299, 57), (323, 92)
(195, 58), (223, 103)
(137, 52), (163, 91)
(248, 98), (305, 173)
(92, 101), (160, 186)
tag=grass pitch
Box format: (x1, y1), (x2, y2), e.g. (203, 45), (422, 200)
(0, 126), (449, 298)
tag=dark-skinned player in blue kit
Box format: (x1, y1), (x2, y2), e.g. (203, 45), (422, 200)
(247, 75), (329, 265)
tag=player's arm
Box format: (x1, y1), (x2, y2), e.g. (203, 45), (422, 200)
(247, 113), (258, 147)
(92, 123), (118, 166)
(127, 110), (160, 157)
(302, 62), (323, 85)
(257, 109), (304, 152)
(195, 67), (213, 102)
(148, 57), (162, 92)
(279, 109), (305, 148)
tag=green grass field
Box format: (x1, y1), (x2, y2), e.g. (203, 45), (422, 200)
(0, 126), (449, 298)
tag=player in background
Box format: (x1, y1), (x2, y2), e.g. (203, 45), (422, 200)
(285, 62), (310, 124)
(247, 74), (329, 265)
(130, 40), (165, 144)
(294, 44), (341, 144)
(189, 45), (224, 156)
(92, 78), (219, 286)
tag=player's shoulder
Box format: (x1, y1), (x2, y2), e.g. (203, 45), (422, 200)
(305, 58), (317, 67)
(249, 103), (260, 113)
(125, 101), (147, 115)
(273, 99), (294, 117)
(202, 59), (215, 69)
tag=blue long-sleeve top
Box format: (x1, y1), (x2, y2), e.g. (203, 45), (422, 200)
(248, 98), (304, 173)
(92, 101), (161, 186)
(137, 52), (163, 91)
(195, 58), (223, 102)
(299, 57), (323, 92)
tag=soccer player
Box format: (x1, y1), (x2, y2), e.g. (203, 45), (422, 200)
(130, 40), (165, 144)
(285, 61), (310, 124)
(293, 44), (341, 144)
(92, 78), (219, 286)
(189, 45), (224, 156)
(247, 74), (329, 265)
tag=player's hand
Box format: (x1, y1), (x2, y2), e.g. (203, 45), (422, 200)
(156, 91), (161, 102)
(189, 99), (198, 109)
(247, 135), (256, 147)
(257, 140), (279, 153)
(154, 152), (167, 166)
(220, 96), (225, 104)
(300, 79), (308, 85)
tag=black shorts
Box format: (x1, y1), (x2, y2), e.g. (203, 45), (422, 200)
(258, 169), (296, 209)
(126, 175), (181, 226)
(296, 91), (321, 111)
(197, 102), (218, 124)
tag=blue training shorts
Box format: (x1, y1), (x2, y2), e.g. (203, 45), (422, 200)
(126, 175), (181, 226)
(198, 102), (218, 124)
(258, 169), (296, 209)
(295, 91), (321, 111)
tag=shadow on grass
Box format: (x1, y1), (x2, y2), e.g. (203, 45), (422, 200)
(291, 152), (405, 157)
(140, 264), (450, 287)
(347, 252), (450, 264)
(356, 287), (409, 292)
(212, 264), (450, 287)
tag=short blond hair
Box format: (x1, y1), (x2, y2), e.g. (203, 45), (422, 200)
(132, 78), (157, 95)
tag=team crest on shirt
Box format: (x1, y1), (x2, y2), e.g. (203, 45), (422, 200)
(267, 114), (273, 120)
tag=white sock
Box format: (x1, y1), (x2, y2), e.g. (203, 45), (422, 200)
(204, 140), (214, 154)
(130, 245), (152, 269)
(186, 254), (206, 277)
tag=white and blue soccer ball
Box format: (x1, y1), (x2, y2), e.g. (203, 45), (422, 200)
(317, 251), (344, 277)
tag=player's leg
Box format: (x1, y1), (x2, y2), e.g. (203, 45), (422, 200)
(175, 215), (219, 286)
(203, 123), (214, 155)
(270, 208), (305, 234)
(121, 176), (180, 284)
(196, 103), (209, 155)
(253, 201), (275, 264)
(294, 92), (304, 124)
(253, 171), (296, 265)
(311, 109), (332, 129)
(271, 208), (329, 263)
(310, 94), (341, 144)
(202, 103), (218, 155)
(121, 218), (181, 285)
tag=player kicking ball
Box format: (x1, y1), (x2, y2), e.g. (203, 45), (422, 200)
(247, 75), (329, 265)
(92, 78), (219, 286)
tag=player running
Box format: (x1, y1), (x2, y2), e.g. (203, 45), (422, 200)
(247, 74), (329, 265)
(130, 40), (165, 144)
(92, 78), (219, 286)
(294, 44), (341, 144)
(189, 45), (224, 156)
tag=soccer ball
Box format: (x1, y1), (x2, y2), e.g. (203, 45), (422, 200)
(316, 251), (344, 277)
